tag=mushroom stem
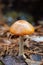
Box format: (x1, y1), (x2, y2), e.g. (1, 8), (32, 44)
(19, 36), (24, 56)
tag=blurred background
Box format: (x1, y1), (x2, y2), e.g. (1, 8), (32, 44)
(0, 0), (43, 26)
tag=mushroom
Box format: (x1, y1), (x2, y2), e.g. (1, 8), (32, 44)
(10, 20), (34, 58)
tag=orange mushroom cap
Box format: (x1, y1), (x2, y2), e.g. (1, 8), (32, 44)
(10, 20), (34, 36)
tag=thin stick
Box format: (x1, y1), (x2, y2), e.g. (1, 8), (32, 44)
(35, 25), (42, 30)
(24, 50), (43, 56)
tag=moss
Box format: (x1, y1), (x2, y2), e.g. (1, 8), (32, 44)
(0, 62), (3, 65)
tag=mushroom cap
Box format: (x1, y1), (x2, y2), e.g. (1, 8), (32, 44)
(10, 20), (34, 36)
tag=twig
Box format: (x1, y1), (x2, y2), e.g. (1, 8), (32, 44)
(24, 50), (43, 56)
(35, 25), (42, 30)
